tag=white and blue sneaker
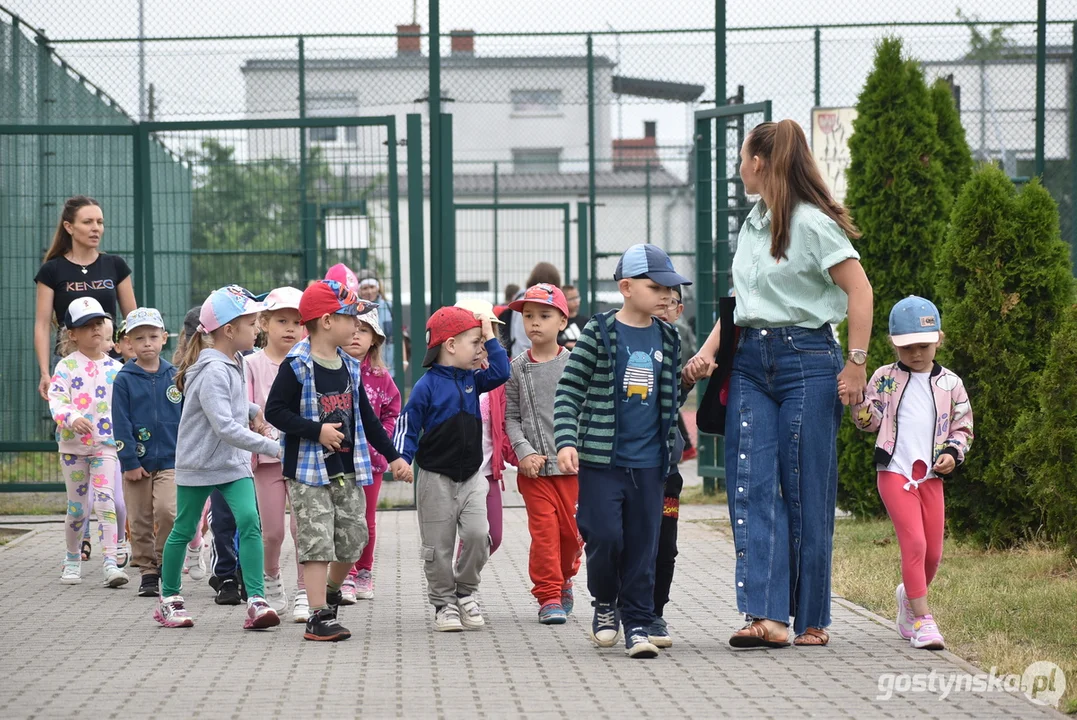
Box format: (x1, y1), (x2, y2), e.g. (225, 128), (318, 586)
(589, 601), (621, 647)
(648, 616), (673, 648)
(625, 626), (660, 658)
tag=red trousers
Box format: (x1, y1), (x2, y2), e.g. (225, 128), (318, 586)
(878, 471), (945, 599)
(517, 474), (583, 605)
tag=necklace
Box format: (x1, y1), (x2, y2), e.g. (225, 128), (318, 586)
(66, 253), (94, 274)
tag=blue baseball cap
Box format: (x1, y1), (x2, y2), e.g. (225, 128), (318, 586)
(889, 296), (941, 346)
(614, 244), (692, 287)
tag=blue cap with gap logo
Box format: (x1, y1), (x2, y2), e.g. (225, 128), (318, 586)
(614, 243), (692, 288)
(889, 295), (941, 347)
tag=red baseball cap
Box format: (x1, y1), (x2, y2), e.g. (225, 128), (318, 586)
(299, 279), (375, 324)
(423, 306), (483, 368)
(508, 283), (569, 317)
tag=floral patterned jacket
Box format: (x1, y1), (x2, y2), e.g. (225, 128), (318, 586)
(48, 351), (121, 455)
(852, 361), (974, 476)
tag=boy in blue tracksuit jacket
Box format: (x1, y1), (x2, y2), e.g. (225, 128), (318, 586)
(112, 308), (181, 596)
(393, 306), (509, 632)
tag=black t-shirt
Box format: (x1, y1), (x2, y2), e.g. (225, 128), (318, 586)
(313, 357), (355, 478)
(34, 253), (132, 322)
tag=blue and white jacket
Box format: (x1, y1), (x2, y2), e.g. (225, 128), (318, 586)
(393, 338), (509, 481)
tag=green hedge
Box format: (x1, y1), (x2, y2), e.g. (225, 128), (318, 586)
(837, 37), (956, 517)
(936, 166), (1073, 547)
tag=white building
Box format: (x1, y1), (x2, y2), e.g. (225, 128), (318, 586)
(241, 25), (703, 311)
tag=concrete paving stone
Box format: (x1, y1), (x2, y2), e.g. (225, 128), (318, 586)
(0, 508), (1063, 719)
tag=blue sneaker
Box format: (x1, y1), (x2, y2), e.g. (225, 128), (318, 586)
(561, 583), (574, 614)
(625, 626), (660, 658)
(590, 601), (621, 647)
(648, 616), (673, 648)
(538, 601), (568, 625)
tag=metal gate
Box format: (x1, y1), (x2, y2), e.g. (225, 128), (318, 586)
(454, 202), (573, 307)
(693, 101), (772, 493)
(0, 116), (406, 499)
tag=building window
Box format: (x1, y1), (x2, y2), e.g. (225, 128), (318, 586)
(307, 93), (357, 143)
(457, 281), (491, 293)
(511, 89), (562, 114)
(512, 148), (562, 174)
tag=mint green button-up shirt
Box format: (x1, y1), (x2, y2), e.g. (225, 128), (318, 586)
(732, 201), (860, 329)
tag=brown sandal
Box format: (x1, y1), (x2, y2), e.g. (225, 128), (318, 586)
(729, 620), (791, 649)
(794, 627), (830, 646)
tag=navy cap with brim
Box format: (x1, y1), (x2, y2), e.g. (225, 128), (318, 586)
(421, 343), (443, 368)
(65, 309), (109, 329)
(637, 269), (693, 287)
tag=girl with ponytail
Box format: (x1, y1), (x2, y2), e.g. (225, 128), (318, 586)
(690, 118), (874, 649)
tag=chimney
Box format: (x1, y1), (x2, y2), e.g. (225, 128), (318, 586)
(397, 24), (421, 56)
(644, 121), (656, 139)
(450, 29), (475, 55)
(612, 121), (660, 172)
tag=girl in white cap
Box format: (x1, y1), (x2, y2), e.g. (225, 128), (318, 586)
(48, 296), (129, 589)
(339, 306), (401, 603)
(245, 287), (308, 620)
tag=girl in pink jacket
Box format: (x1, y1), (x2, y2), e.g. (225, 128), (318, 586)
(340, 307), (402, 603)
(847, 296), (973, 652)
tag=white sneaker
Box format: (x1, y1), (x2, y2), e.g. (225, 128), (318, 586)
(292, 590), (310, 623)
(103, 564), (129, 588)
(264, 573), (287, 613)
(340, 577), (358, 605)
(355, 569), (375, 600)
(435, 604), (464, 632)
(116, 540), (131, 569)
(60, 559), (82, 585)
(895, 584), (916, 640)
(184, 543), (207, 580)
(456, 595), (485, 629)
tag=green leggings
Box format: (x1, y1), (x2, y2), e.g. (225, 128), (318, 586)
(162, 478), (264, 598)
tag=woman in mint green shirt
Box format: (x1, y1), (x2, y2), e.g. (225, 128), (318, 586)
(691, 119), (874, 649)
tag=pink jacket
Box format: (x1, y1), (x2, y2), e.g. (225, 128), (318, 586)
(485, 384), (518, 483)
(361, 358), (401, 474)
(245, 350), (283, 468)
(852, 361), (974, 476)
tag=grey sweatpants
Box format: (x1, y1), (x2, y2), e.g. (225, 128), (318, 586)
(416, 467), (490, 608)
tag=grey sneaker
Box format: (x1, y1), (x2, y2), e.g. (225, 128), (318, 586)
(435, 604), (464, 632)
(648, 616), (673, 648)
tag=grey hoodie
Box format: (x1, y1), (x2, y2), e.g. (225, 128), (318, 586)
(505, 349), (571, 477)
(175, 349), (280, 487)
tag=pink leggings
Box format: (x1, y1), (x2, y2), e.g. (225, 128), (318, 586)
(81, 462), (126, 544)
(253, 463), (304, 589)
(348, 472), (384, 577)
(62, 451), (119, 562)
(878, 472), (944, 599)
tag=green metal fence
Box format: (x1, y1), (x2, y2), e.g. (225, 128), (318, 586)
(0, 115), (405, 494)
(454, 202), (572, 306)
(693, 101), (772, 494)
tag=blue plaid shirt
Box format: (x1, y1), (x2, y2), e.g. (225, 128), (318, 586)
(283, 338), (373, 488)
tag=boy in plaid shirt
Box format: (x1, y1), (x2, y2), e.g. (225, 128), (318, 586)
(266, 280), (412, 642)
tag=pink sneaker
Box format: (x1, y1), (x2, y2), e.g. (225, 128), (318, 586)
(910, 614), (945, 650)
(340, 577), (358, 605)
(895, 584), (916, 640)
(154, 595), (194, 628)
(355, 569), (374, 600)
(244, 596), (281, 630)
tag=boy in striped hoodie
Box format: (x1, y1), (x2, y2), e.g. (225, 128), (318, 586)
(554, 244), (706, 659)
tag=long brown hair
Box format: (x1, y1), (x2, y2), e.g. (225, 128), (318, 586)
(44, 195), (101, 262)
(746, 120), (860, 260)
(174, 330), (211, 393)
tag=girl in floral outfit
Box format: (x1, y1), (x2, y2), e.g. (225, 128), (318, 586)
(48, 297), (128, 588)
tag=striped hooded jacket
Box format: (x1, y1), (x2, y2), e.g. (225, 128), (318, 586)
(553, 309), (688, 469)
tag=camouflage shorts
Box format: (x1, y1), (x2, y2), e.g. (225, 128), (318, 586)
(289, 475), (368, 563)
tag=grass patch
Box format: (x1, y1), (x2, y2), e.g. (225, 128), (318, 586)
(0, 493), (65, 516)
(0, 453), (61, 484)
(831, 518), (1077, 714)
(680, 484), (725, 506)
(0, 528), (28, 546)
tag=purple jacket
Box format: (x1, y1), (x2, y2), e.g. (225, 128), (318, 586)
(852, 361), (974, 476)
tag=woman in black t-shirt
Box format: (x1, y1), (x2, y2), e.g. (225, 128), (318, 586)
(34, 195), (137, 399)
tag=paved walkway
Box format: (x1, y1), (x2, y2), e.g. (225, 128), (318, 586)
(0, 503), (1060, 719)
